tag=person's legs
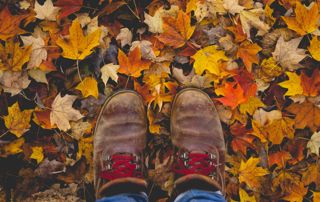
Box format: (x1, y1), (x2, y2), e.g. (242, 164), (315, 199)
(93, 90), (148, 202)
(170, 88), (226, 202)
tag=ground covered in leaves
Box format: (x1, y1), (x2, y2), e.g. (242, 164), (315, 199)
(0, 0), (320, 201)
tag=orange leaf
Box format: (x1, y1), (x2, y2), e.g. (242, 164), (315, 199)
(286, 101), (320, 132)
(268, 151), (291, 168)
(215, 82), (246, 109)
(300, 69), (320, 97)
(237, 41), (261, 72)
(157, 10), (195, 49)
(0, 7), (27, 41)
(118, 47), (151, 77)
(55, 0), (83, 19)
(230, 123), (255, 155)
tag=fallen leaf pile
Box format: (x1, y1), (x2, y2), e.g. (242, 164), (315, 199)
(0, 0), (320, 201)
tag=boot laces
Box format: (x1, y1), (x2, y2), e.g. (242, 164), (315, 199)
(173, 151), (217, 176)
(100, 154), (143, 180)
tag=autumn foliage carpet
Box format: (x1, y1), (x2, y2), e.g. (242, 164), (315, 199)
(0, 0), (320, 201)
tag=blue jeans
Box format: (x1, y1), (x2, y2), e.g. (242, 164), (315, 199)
(96, 189), (226, 202)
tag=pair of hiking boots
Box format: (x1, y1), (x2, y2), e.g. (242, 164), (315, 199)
(94, 88), (226, 199)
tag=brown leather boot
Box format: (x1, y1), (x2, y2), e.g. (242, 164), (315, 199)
(171, 88), (226, 196)
(94, 90), (147, 199)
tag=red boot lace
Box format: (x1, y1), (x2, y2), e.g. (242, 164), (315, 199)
(100, 154), (143, 180)
(173, 152), (216, 176)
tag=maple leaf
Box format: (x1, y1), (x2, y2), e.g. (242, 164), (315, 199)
(264, 117), (295, 144)
(4, 102), (33, 137)
(257, 57), (283, 82)
(282, 181), (308, 202)
(215, 82), (246, 109)
(239, 188), (256, 202)
(191, 45), (228, 75)
(118, 47), (151, 77)
(21, 35), (47, 69)
(157, 10), (195, 48)
(34, 0), (60, 21)
(278, 72), (303, 96)
(230, 123), (255, 155)
(50, 93), (84, 131)
(286, 101), (320, 132)
(282, 2), (319, 35)
(308, 37), (320, 61)
(76, 77), (99, 98)
(223, 0), (245, 15)
(116, 28), (132, 47)
(56, 18), (101, 60)
(268, 151), (291, 168)
(238, 157), (268, 190)
(239, 96), (265, 115)
(55, 0), (83, 19)
(30, 146), (44, 164)
(0, 7), (26, 41)
(307, 131), (320, 156)
(300, 69), (320, 97)
(237, 41), (261, 72)
(272, 36), (306, 70)
(314, 192), (320, 202)
(0, 39), (32, 71)
(0, 71), (31, 95)
(234, 68), (257, 98)
(0, 138), (25, 157)
(100, 63), (119, 84)
(239, 9), (270, 39)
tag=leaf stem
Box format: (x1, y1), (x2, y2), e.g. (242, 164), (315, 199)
(125, 76), (130, 88)
(77, 60), (83, 82)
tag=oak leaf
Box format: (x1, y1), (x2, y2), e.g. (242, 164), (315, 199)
(272, 36), (306, 70)
(50, 93), (84, 131)
(215, 82), (246, 109)
(0, 39), (32, 71)
(307, 131), (320, 156)
(157, 10), (195, 48)
(286, 101), (320, 132)
(34, 0), (60, 21)
(300, 69), (320, 97)
(55, 0), (83, 19)
(118, 47), (151, 77)
(282, 2), (319, 35)
(56, 18), (101, 60)
(278, 72), (303, 96)
(308, 37), (320, 61)
(238, 157), (268, 190)
(237, 41), (261, 72)
(191, 45), (228, 75)
(76, 77), (98, 98)
(4, 102), (33, 137)
(0, 7), (27, 41)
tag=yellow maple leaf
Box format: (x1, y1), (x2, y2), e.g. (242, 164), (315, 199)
(76, 77), (99, 98)
(191, 45), (228, 75)
(238, 157), (268, 190)
(0, 138), (25, 157)
(282, 2), (320, 35)
(278, 72), (303, 96)
(0, 39), (32, 71)
(308, 37), (320, 61)
(4, 102), (33, 137)
(257, 57), (283, 82)
(30, 146), (44, 164)
(239, 96), (265, 115)
(264, 117), (295, 144)
(313, 192), (320, 202)
(239, 188), (256, 202)
(56, 18), (101, 60)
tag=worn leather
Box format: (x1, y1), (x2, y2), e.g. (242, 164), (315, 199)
(171, 88), (226, 193)
(93, 90), (147, 198)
